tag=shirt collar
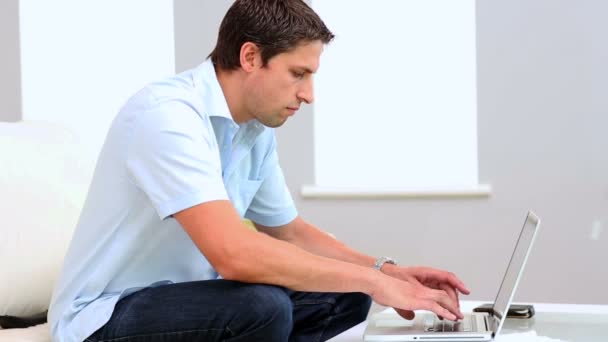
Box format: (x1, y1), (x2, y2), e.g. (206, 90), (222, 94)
(197, 59), (234, 121)
(196, 59), (266, 136)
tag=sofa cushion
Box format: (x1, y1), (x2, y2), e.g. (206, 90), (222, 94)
(0, 322), (51, 341)
(0, 121), (93, 317)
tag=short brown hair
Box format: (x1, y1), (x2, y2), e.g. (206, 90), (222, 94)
(209, 0), (334, 70)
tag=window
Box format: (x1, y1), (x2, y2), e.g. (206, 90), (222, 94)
(305, 0), (490, 198)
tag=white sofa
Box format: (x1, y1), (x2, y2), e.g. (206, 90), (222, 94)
(0, 121), (94, 341)
(0, 121), (352, 342)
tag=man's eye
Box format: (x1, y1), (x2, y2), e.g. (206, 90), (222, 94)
(292, 71), (305, 79)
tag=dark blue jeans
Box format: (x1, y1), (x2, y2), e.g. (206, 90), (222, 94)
(85, 280), (371, 342)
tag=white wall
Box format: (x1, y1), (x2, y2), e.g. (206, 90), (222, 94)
(19, 0), (176, 159)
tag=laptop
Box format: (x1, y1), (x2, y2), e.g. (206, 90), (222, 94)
(364, 211), (541, 341)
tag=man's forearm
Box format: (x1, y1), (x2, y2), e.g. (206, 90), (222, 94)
(282, 219), (378, 268)
(256, 217), (402, 278)
(224, 226), (381, 294)
(176, 201), (383, 296)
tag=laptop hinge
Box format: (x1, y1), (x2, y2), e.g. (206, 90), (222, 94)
(483, 314), (494, 333)
(485, 314), (499, 337)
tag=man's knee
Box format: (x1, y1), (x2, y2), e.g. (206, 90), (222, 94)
(246, 284), (293, 321)
(229, 284), (293, 339)
(342, 292), (372, 324)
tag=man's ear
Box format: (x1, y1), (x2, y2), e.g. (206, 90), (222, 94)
(240, 42), (261, 72)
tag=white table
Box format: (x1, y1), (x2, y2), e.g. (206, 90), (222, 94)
(328, 301), (608, 342)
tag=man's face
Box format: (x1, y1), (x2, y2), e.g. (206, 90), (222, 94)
(245, 40), (323, 128)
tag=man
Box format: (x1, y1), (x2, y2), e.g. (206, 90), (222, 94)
(49, 1), (470, 341)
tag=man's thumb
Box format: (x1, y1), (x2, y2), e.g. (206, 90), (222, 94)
(395, 308), (416, 320)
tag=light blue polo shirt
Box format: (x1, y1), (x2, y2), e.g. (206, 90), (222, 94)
(48, 59), (298, 342)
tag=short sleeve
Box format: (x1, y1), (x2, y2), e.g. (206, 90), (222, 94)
(126, 100), (228, 220)
(245, 136), (297, 227)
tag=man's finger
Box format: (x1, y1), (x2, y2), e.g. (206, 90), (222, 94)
(427, 269), (470, 295)
(421, 300), (457, 321)
(429, 289), (463, 320)
(440, 283), (459, 309)
(447, 272), (470, 295)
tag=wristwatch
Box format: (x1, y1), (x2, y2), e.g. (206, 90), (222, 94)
(373, 256), (398, 271)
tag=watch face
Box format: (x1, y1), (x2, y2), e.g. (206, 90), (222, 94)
(382, 257), (396, 264)
(374, 257), (397, 270)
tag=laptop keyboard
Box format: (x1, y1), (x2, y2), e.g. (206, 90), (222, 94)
(423, 315), (475, 332)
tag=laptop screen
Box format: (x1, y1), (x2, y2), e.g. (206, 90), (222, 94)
(491, 212), (540, 329)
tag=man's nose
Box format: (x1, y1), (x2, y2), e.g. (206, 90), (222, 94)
(297, 78), (314, 104)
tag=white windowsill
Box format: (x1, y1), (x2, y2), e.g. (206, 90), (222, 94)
(300, 184), (492, 199)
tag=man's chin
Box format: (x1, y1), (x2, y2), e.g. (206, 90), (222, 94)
(259, 116), (288, 128)
(267, 120), (287, 128)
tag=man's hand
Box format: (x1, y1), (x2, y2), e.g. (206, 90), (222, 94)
(254, 217), (469, 320)
(370, 272), (464, 321)
(382, 265), (470, 320)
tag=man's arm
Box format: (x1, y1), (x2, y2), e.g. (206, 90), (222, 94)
(255, 216), (470, 318)
(174, 200), (462, 320)
(254, 216), (378, 269)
